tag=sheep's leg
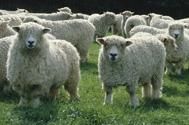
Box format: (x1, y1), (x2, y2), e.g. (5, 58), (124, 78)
(142, 82), (152, 99)
(49, 86), (59, 100)
(76, 44), (89, 63)
(151, 76), (162, 99)
(103, 85), (113, 105)
(18, 96), (29, 107)
(175, 62), (184, 76)
(126, 84), (139, 108)
(166, 63), (175, 75)
(30, 97), (41, 108)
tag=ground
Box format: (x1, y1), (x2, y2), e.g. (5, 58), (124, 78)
(0, 43), (189, 125)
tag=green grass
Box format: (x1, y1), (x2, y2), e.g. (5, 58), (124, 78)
(0, 43), (189, 125)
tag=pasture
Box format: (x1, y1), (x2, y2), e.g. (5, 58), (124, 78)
(0, 42), (189, 125)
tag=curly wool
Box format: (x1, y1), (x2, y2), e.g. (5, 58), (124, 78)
(0, 21), (16, 38)
(6, 22), (80, 107)
(88, 12), (116, 37)
(124, 15), (147, 38)
(98, 35), (165, 107)
(0, 14), (22, 26)
(24, 16), (95, 63)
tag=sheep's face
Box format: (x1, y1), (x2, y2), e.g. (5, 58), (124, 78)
(168, 23), (184, 40)
(96, 36), (132, 62)
(13, 22), (50, 50)
(12, 83), (44, 108)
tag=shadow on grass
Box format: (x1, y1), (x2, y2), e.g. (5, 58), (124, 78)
(80, 62), (98, 75)
(12, 100), (59, 125)
(163, 86), (189, 97)
(0, 91), (19, 104)
(138, 98), (183, 112)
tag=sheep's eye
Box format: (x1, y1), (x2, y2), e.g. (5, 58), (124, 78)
(30, 84), (41, 91)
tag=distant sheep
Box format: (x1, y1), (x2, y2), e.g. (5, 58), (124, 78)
(88, 12), (116, 37)
(57, 7), (72, 14)
(6, 22), (80, 108)
(97, 35), (165, 108)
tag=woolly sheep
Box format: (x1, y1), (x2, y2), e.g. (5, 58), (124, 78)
(30, 11), (72, 21)
(6, 22), (80, 108)
(70, 13), (89, 20)
(165, 21), (189, 75)
(112, 10), (134, 36)
(124, 15), (147, 38)
(97, 35), (165, 108)
(24, 16), (95, 63)
(57, 7), (72, 14)
(0, 36), (15, 93)
(0, 14), (22, 26)
(0, 21), (16, 38)
(88, 12), (116, 37)
(129, 25), (166, 37)
(149, 14), (173, 29)
(0, 8), (29, 15)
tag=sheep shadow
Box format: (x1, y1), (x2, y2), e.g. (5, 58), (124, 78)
(12, 100), (59, 125)
(0, 90), (19, 104)
(163, 86), (189, 97)
(137, 98), (182, 112)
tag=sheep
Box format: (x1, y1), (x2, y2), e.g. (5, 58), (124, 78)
(149, 13), (174, 29)
(165, 21), (189, 75)
(0, 21), (16, 38)
(88, 12), (116, 37)
(0, 36), (15, 93)
(112, 10), (134, 36)
(129, 25), (166, 37)
(6, 22), (80, 108)
(57, 7), (72, 14)
(0, 8), (29, 15)
(97, 35), (166, 108)
(0, 14), (22, 26)
(29, 11), (72, 21)
(123, 15), (147, 38)
(24, 16), (95, 63)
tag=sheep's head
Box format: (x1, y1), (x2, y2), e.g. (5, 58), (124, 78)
(168, 22), (184, 41)
(13, 22), (51, 50)
(103, 12), (116, 25)
(23, 16), (40, 23)
(121, 10), (134, 20)
(96, 35), (132, 62)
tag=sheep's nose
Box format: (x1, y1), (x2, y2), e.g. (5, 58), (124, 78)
(28, 41), (34, 44)
(174, 34), (179, 38)
(110, 53), (117, 57)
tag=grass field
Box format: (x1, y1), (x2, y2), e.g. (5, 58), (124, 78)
(0, 43), (189, 125)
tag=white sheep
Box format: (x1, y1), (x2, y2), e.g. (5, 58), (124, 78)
(124, 15), (147, 38)
(57, 7), (72, 14)
(149, 13), (174, 29)
(0, 21), (16, 38)
(70, 13), (89, 20)
(97, 35), (166, 108)
(0, 14), (22, 26)
(165, 21), (189, 75)
(112, 10), (134, 36)
(129, 25), (166, 37)
(24, 16), (95, 63)
(88, 12), (116, 37)
(6, 22), (80, 108)
(29, 11), (72, 21)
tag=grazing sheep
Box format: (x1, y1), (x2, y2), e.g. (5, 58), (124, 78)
(24, 16), (95, 63)
(149, 13), (173, 29)
(166, 21), (189, 75)
(124, 15), (147, 38)
(0, 8), (29, 15)
(88, 12), (116, 37)
(0, 14), (22, 26)
(6, 22), (80, 108)
(129, 25), (166, 37)
(57, 7), (72, 14)
(30, 12), (72, 21)
(112, 10), (134, 36)
(97, 35), (165, 108)
(0, 21), (16, 38)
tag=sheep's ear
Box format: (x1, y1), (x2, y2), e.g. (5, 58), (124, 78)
(184, 23), (189, 29)
(12, 26), (20, 32)
(123, 40), (132, 47)
(96, 38), (106, 45)
(42, 28), (51, 34)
